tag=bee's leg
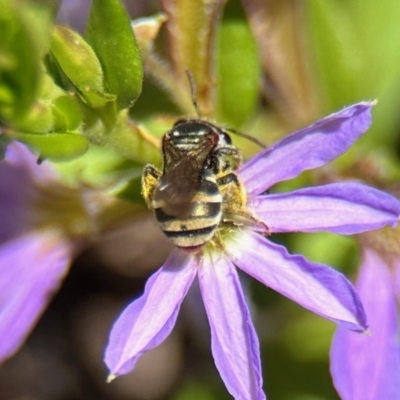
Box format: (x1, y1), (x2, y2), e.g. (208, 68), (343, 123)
(224, 209), (270, 235)
(142, 165), (161, 209)
(217, 172), (270, 235)
(225, 210), (270, 235)
(214, 146), (243, 170)
(217, 172), (247, 212)
(234, 213), (270, 235)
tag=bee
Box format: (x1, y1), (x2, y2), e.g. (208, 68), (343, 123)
(142, 117), (263, 253)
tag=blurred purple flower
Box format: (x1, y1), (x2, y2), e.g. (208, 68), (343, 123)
(0, 142), (75, 363)
(105, 103), (400, 399)
(331, 245), (400, 400)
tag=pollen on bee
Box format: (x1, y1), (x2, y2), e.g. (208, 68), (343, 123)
(142, 118), (252, 251)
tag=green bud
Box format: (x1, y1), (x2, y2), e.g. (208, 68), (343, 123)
(50, 25), (114, 108)
(52, 95), (82, 132)
(15, 131), (89, 161)
(85, 0), (143, 110)
(13, 99), (55, 133)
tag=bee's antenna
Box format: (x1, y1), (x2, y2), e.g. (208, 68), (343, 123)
(184, 70), (265, 149)
(185, 70), (202, 118)
(226, 127), (267, 149)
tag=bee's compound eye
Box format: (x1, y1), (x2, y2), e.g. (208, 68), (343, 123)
(173, 119), (187, 128)
(220, 132), (232, 145)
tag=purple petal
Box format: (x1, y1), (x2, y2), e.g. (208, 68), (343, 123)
(239, 102), (374, 196)
(0, 142), (58, 242)
(104, 250), (196, 377)
(4, 141), (57, 182)
(330, 248), (400, 400)
(250, 182), (400, 234)
(226, 230), (367, 330)
(0, 231), (72, 363)
(393, 258), (400, 303)
(198, 253), (265, 400)
(0, 157), (34, 241)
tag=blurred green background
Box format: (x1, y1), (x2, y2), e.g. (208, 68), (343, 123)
(1, 0), (400, 399)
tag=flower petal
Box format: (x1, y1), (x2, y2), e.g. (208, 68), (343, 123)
(104, 250), (196, 377)
(5, 141), (57, 182)
(239, 102), (374, 196)
(392, 257), (400, 303)
(0, 142), (58, 242)
(198, 253), (265, 400)
(250, 182), (400, 234)
(0, 158), (34, 242)
(227, 230), (367, 330)
(330, 248), (400, 400)
(0, 231), (72, 363)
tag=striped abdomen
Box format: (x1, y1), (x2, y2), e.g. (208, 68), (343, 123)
(152, 175), (222, 251)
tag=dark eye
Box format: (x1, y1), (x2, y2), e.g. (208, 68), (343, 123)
(220, 132), (232, 145)
(173, 119), (187, 128)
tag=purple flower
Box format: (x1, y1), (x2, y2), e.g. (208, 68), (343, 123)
(104, 103), (400, 399)
(0, 231), (72, 362)
(0, 142), (75, 362)
(331, 243), (400, 399)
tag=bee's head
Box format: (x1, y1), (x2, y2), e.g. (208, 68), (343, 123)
(164, 119), (222, 149)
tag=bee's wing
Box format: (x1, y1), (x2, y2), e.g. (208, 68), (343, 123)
(154, 138), (215, 212)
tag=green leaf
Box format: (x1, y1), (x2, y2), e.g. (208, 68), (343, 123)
(85, 0), (143, 110)
(54, 144), (142, 187)
(0, 0), (42, 121)
(216, 20), (260, 126)
(15, 131), (89, 161)
(52, 95), (82, 132)
(10, 73), (79, 134)
(0, 0), (52, 121)
(50, 25), (114, 108)
(12, 73), (60, 133)
(13, 99), (55, 133)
